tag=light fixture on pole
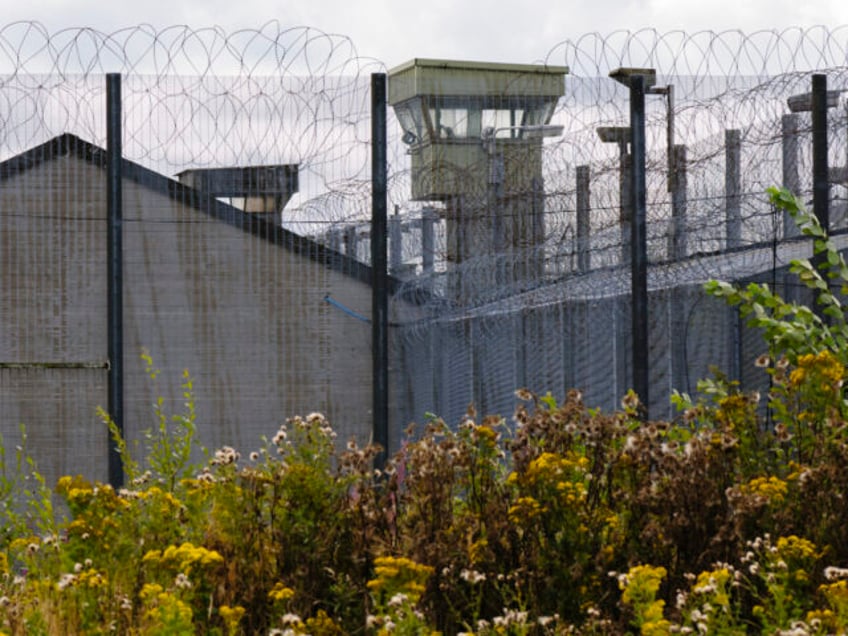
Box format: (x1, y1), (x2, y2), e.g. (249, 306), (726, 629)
(786, 77), (840, 270)
(609, 66), (655, 418)
(786, 76), (848, 327)
(482, 123), (564, 148)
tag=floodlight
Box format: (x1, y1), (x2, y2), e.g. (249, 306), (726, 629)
(520, 124), (564, 138)
(401, 130), (418, 145)
(608, 67), (657, 89)
(596, 126), (631, 144)
(787, 89), (845, 112)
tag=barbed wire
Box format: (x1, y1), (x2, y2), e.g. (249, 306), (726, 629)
(546, 27), (848, 82)
(0, 20), (382, 225)
(3, 22), (848, 426)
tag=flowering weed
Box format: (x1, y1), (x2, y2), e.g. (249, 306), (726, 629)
(3, 189), (848, 633)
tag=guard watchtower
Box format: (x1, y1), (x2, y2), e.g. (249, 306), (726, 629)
(388, 58), (567, 295)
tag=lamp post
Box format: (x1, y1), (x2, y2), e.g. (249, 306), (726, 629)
(371, 72), (389, 470)
(787, 76), (841, 269)
(609, 67), (657, 419)
(786, 76), (848, 325)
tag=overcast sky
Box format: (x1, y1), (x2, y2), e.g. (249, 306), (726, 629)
(5, 0), (848, 67)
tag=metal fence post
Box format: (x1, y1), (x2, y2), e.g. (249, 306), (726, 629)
(371, 73), (389, 469)
(812, 74), (830, 262)
(629, 74), (649, 416)
(106, 73), (124, 489)
(725, 129), (742, 250)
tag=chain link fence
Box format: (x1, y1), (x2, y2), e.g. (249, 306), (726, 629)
(1, 22), (847, 481)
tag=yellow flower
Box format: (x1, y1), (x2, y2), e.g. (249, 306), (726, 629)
(77, 568), (107, 588)
(143, 542), (224, 575)
(9, 536), (40, 554)
(641, 617), (672, 635)
(817, 579), (848, 622)
(522, 451), (589, 503)
(56, 474), (92, 496)
(556, 480), (587, 505)
(474, 424), (498, 444)
(367, 556), (434, 605)
(508, 496), (546, 524)
(140, 583), (165, 601)
(468, 538), (489, 565)
(67, 487), (94, 505)
(790, 350), (844, 391)
(269, 582), (295, 603)
(620, 564), (666, 600)
(620, 565), (670, 635)
(776, 535), (818, 561)
(741, 476), (788, 504)
(806, 608), (840, 633)
(219, 605), (246, 636)
(305, 609), (344, 635)
(692, 567), (732, 608)
(716, 393), (752, 424)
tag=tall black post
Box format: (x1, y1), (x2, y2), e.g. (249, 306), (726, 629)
(371, 73), (389, 469)
(811, 74), (831, 325)
(629, 74), (649, 417)
(812, 74), (830, 272)
(106, 73), (124, 488)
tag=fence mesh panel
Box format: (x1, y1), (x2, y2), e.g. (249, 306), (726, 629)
(1, 23), (847, 481)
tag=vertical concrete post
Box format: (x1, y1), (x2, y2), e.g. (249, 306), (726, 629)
(781, 113), (801, 238)
(669, 144), (688, 260)
(421, 207), (436, 279)
(389, 207), (403, 274)
(619, 148), (632, 265)
(576, 165), (590, 273)
(327, 228), (342, 253)
(725, 129), (742, 250)
(530, 176), (545, 278)
(344, 226), (358, 260)
(490, 150), (507, 288)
